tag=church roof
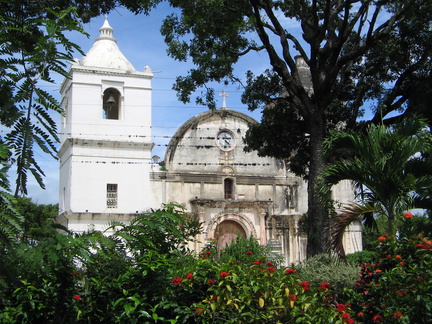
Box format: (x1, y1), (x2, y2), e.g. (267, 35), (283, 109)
(165, 108), (257, 163)
(78, 19), (135, 71)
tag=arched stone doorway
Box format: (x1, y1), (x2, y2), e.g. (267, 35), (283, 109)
(215, 220), (246, 250)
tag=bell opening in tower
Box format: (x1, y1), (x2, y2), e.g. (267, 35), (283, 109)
(103, 88), (120, 120)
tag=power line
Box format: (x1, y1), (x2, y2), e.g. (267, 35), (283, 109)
(66, 160), (274, 167)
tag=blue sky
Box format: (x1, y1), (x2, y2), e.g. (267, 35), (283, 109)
(27, 5), (271, 205)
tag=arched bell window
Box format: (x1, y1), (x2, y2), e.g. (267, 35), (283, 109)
(224, 178), (234, 199)
(102, 88), (120, 120)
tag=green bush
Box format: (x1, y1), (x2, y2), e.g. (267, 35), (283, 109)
(296, 253), (359, 296)
(346, 250), (379, 265)
(215, 235), (283, 266)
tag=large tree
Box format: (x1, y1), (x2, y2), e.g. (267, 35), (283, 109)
(123, 0), (431, 256)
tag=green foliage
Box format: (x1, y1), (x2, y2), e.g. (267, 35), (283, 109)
(321, 117), (432, 237)
(0, 232), (88, 322)
(0, 201), (203, 323)
(108, 203), (203, 256)
(346, 215), (432, 323)
(72, 206), (204, 323)
(4, 200), (432, 324)
(296, 253), (359, 297)
(0, 198), (59, 290)
(346, 250), (379, 266)
(0, 279), (77, 323)
(0, 6), (86, 195)
(0, 194), (23, 246)
(243, 89), (310, 176)
(213, 235), (283, 267)
(0, 144), (23, 245)
(171, 255), (354, 323)
(79, 253), (183, 323)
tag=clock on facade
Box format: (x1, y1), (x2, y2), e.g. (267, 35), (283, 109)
(217, 130), (235, 150)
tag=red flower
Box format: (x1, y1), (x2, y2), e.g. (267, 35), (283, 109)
(341, 312), (350, 319)
(196, 307), (203, 315)
(253, 261), (261, 265)
(377, 236), (386, 242)
(267, 267), (275, 273)
(73, 294), (81, 301)
(404, 212), (413, 219)
(285, 268), (296, 275)
(219, 271), (229, 277)
(300, 281), (310, 291)
(172, 277), (183, 285)
(357, 312), (364, 317)
(207, 279), (215, 285)
(205, 251), (211, 255)
(399, 261), (405, 266)
(395, 289), (409, 297)
(266, 261), (273, 266)
(71, 271), (78, 276)
(415, 243), (431, 250)
(288, 294), (297, 301)
(372, 315), (382, 323)
(185, 272), (193, 279)
(375, 269), (382, 273)
(336, 303), (346, 313)
(346, 318), (355, 324)
(319, 282), (331, 291)
(395, 254), (402, 259)
(201, 257), (208, 260)
(393, 312), (403, 318)
(245, 251), (253, 255)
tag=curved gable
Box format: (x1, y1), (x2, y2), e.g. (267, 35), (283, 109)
(164, 109), (284, 177)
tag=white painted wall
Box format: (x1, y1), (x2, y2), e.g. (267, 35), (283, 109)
(58, 40), (155, 215)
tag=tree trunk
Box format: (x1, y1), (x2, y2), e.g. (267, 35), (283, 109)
(306, 112), (327, 258)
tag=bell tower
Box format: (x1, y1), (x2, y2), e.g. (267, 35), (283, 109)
(57, 19), (155, 232)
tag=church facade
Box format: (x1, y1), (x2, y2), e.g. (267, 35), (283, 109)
(56, 19), (362, 265)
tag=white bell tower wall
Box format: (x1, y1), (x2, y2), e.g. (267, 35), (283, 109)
(58, 19), (157, 226)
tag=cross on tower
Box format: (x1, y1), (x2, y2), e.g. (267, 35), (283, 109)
(218, 89), (230, 108)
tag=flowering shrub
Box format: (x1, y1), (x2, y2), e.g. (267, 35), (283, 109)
(347, 215), (432, 323)
(171, 256), (355, 323)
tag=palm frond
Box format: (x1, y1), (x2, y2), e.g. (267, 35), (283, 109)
(320, 117), (432, 235)
(331, 202), (376, 259)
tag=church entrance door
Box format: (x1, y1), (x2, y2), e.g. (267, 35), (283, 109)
(215, 220), (246, 250)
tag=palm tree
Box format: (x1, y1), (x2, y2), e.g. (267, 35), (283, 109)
(319, 118), (432, 255)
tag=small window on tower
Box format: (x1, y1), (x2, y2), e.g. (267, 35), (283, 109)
(224, 178), (234, 199)
(103, 88), (120, 119)
(107, 183), (118, 208)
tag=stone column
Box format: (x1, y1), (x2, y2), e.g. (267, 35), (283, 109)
(258, 209), (267, 245)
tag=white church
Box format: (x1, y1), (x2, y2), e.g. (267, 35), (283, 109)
(56, 19), (362, 264)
